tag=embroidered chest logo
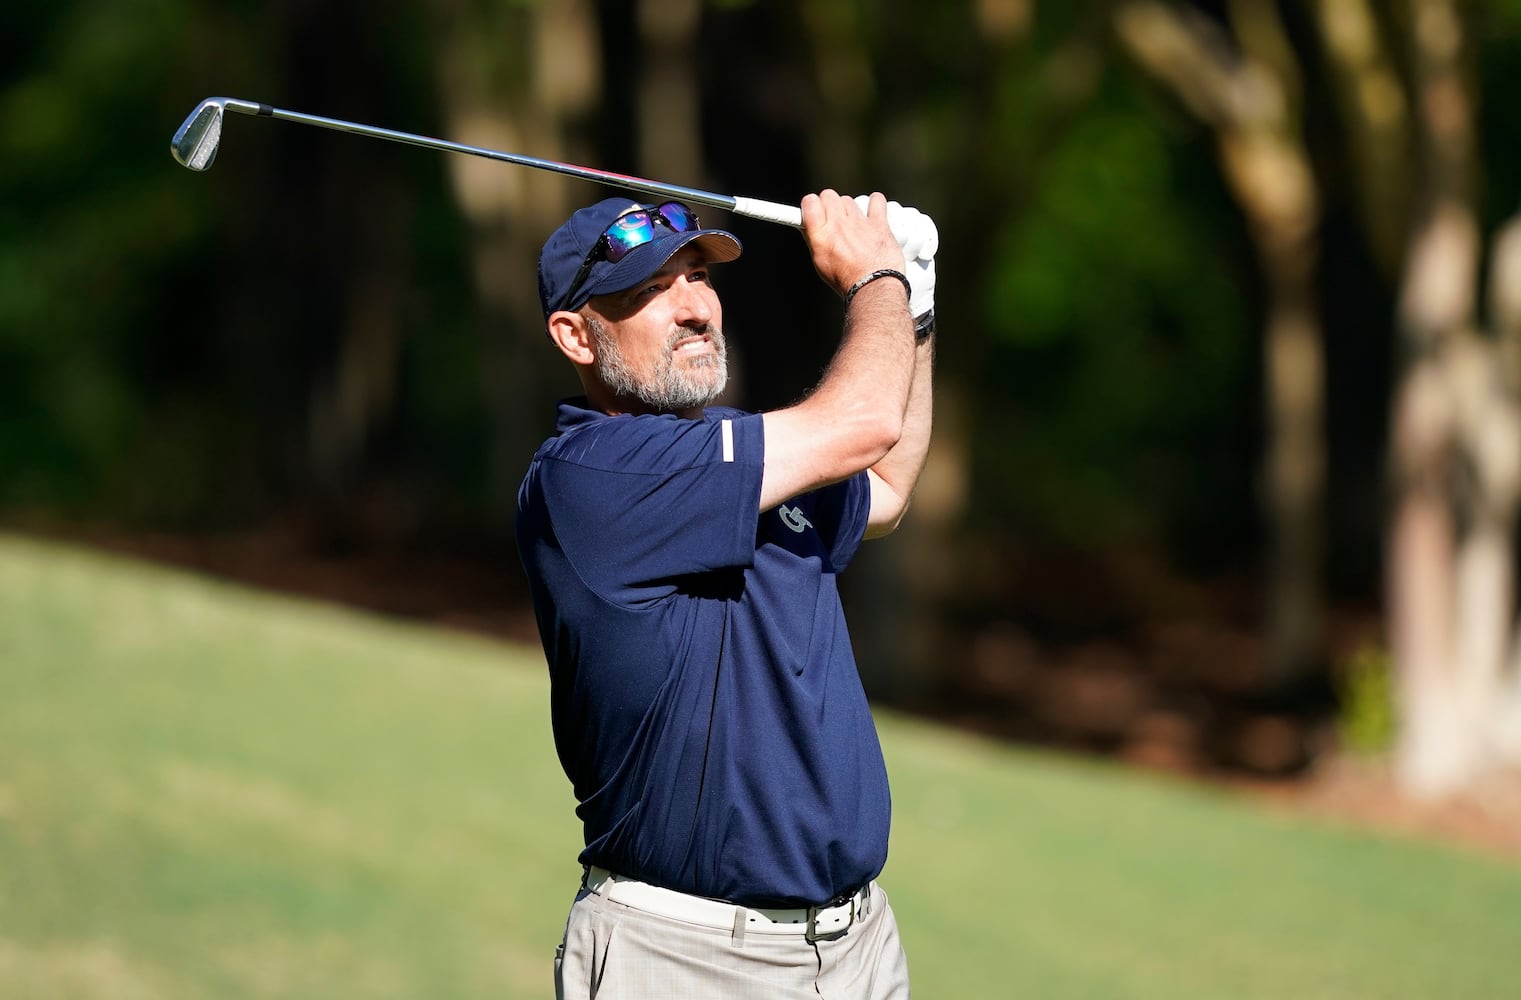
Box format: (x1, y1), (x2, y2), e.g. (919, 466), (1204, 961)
(778, 504), (813, 534)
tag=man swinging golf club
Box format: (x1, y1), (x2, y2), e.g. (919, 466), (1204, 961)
(516, 188), (937, 998)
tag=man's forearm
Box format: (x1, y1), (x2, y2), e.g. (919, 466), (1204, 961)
(758, 275), (916, 512)
(818, 277), (917, 421)
(864, 333), (934, 536)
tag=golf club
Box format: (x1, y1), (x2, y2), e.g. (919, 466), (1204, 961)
(170, 96), (805, 228)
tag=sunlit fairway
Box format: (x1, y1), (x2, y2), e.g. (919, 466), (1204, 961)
(3, 532), (1519, 998)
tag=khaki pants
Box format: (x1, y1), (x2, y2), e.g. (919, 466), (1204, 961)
(554, 880), (911, 999)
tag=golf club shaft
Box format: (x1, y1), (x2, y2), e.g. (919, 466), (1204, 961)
(215, 99), (804, 228)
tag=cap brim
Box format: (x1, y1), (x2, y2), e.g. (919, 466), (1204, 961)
(568, 229), (742, 311)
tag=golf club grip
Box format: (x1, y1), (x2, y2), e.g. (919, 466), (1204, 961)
(731, 197), (804, 229)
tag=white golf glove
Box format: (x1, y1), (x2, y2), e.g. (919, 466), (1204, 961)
(855, 195), (938, 325)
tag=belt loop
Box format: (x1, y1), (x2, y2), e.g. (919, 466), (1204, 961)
(731, 906), (748, 947)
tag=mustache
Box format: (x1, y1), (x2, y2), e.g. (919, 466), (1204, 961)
(666, 323), (723, 350)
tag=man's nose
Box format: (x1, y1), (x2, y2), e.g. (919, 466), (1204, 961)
(672, 277), (713, 325)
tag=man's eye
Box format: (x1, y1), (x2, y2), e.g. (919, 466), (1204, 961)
(691, 270), (709, 283)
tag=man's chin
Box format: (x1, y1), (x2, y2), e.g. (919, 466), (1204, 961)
(686, 379), (728, 411)
(674, 355), (727, 392)
(628, 372), (726, 414)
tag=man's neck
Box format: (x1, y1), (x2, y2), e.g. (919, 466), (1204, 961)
(584, 388), (704, 421)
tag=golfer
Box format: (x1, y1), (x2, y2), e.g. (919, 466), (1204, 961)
(517, 189), (936, 998)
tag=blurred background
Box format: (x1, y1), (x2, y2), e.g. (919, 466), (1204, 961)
(7, 0), (1521, 822)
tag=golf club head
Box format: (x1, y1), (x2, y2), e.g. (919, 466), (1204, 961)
(171, 98), (225, 171)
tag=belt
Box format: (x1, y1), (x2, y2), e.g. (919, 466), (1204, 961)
(582, 866), (872, 943)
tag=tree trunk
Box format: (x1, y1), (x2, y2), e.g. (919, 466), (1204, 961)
(1116, 0), (1327, 688)
(636, 0), (705, 187)
(255, 0), (418, 517)
(1486, 214), (1521, 765)
(1385, 0), (1501, 798)
(1300, 0), (1413, 274)
(1387, 338), (1463, 795)
(428, 0), (603, 530)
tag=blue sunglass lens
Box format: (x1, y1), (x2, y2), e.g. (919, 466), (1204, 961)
(656, 202), (699, 233)
(599, 203), (700, 264)
(604, 212), (656, 262)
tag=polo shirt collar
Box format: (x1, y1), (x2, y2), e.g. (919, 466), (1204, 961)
(555, 397), (608, 433)
(554, 397), (721, 433)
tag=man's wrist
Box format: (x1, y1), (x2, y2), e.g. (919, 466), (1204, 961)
(843, 269), (911, 308)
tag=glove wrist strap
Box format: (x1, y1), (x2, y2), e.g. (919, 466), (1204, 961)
(914, 309), (936, 343)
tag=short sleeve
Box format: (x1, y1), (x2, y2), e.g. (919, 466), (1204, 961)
(539, 412), (764, 605)
(796, 471), (871, 571)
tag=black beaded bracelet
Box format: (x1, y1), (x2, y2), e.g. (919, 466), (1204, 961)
(843, 268), (911, 308)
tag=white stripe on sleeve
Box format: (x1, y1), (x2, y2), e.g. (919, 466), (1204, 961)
(721, 419), (734, 462)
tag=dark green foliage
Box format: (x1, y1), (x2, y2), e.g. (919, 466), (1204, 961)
(0, 1), (482, 527)
(0, 0), (1513, 583)
(976, 79), (1253, 554)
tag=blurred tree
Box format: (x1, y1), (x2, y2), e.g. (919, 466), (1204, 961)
(0, 0), (240, 519)
(1379, 0), (1521, 798)
(35, 0), (1521, 782)
(0, 0), (491, 536)
(1241, 0), (1521, 797)
(785, 1), (1258, 702)
(1115, 0), (1327, 692)
(252, 0), (439, 532)
(425, 0), (602, 533)
(1117, 0), (1521, 795)
(0, 2), (1258, 546)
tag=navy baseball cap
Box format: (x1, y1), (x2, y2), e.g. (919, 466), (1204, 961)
(538, 197), (742, 318)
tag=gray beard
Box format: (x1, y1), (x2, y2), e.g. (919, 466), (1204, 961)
(589, 315), (728, 413)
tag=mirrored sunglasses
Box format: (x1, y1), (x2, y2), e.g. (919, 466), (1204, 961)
(559, 201), (701, 311)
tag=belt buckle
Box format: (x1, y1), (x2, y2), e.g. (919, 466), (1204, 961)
(804, 894), (856, 944)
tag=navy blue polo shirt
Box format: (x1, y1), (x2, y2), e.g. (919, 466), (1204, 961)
(515, 398), (891, 908)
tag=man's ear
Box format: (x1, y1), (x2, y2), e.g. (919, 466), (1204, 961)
(547, 310), (596, 365)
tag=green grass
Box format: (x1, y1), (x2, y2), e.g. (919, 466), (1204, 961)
(2, 532), (1519, 998)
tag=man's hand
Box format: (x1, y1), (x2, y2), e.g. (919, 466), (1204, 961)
(801, 191), (905, 297)
(854, 196), (938, 323)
